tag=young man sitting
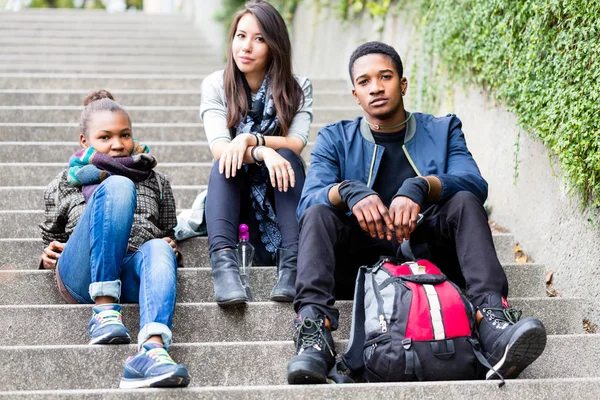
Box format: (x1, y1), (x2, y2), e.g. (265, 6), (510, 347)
(287, 41), (547, 384)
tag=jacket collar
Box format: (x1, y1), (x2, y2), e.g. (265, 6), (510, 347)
(359, 111), (416, 144)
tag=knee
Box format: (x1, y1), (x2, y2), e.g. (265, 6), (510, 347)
(144, 239), (177, 271)
(300, 204), (338, 227)
(448, 191), (482, 208)
(103, 175), (135, 191)
(147, 238), (176, 257)
(99, 176), (136, 203)
(209, 161), (222, 179)
(276, 148), (301, 164)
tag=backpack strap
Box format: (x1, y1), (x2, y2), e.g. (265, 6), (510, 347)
(342, 266), (368, 372)
(326, 362), (355, 384)
(402, 338), (424, 380)
(469, 338), (506, 387)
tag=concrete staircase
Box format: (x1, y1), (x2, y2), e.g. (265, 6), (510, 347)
(0, 8), (597, 399)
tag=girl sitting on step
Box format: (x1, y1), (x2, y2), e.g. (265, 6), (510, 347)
(39, 90), (191, 389)
(200, 0), (312, 306)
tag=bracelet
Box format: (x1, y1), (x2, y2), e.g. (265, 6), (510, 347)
(257, 133), (265, 146)
(251, 145), (264, 166)
(253, 134), (259, 146)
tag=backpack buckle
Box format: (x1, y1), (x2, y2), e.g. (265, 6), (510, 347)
(402, 338), (412, 350)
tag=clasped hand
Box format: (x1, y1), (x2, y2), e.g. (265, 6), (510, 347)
(351, 194), (420, 241)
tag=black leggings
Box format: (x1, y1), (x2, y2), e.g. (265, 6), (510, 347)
(205, 148), (305, 258)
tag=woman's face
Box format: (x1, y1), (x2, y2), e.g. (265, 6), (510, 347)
(231, 13), (270, 77)
(80, 110), (134, 157)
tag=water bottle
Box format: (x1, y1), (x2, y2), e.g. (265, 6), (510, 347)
(237, 224), (254, 301)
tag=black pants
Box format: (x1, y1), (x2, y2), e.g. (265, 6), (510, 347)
(205, 148), (305, 262)
(293, 191), (508, 330)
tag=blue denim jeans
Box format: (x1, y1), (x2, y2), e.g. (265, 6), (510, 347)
(56, 176), (178, 348)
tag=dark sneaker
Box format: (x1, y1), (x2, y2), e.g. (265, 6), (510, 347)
(119, 342), (191, 389)
(477, 293), (547, 379)
(87, 304), (131, 345)
(287, 307), (336, 384)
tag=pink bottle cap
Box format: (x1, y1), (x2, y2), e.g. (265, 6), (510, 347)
(239, 224), (250, 240)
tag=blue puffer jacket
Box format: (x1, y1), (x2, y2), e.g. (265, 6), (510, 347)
(297, 112), (488, 220)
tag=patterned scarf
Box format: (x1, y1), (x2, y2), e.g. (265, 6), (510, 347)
(67, 140), (156, 202)
(237, 75), (282, 261)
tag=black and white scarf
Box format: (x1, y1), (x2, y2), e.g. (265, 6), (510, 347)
(236, 75), (282, 261)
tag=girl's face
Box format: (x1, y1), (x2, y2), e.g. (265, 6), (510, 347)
(232, 13), (270, 77)
(80, 110), (134, 157)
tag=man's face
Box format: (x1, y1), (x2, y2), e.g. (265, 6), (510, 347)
(351, 54), (408, 122)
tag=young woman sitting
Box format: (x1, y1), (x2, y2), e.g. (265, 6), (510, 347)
(40, 90), (190, 389)
(200, 0), (313, 305)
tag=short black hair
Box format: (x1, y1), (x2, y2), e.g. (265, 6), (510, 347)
(348, 41), (403, 84)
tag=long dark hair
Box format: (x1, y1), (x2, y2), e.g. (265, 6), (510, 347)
(224, 0), (303, 136)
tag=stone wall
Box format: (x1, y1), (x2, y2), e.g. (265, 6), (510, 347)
(181, 0), (224, 54)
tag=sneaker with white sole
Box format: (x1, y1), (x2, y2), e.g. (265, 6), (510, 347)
(477, 293), (547, 379)
(119, 342), (191, 389)
(87, 304), (131, 345)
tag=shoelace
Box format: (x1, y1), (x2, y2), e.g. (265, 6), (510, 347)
(484, 307), (522, 325)
(145, 347), (176, 365)
(295, 318), (334, 355)
(95, 309), (124, 325)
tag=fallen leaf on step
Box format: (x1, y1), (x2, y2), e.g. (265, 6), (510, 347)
(545, 270), (553, 284)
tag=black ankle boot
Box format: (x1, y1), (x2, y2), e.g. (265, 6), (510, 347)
(287, 306), (336, 384)
(270, 248), (297, 302)
(477, 293), (547, 379)
(210, 248), (248, 306)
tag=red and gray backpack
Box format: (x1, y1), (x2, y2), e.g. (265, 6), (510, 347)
(340, 255), (501, 383)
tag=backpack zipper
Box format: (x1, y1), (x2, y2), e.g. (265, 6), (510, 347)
(371, 273), (388, 333)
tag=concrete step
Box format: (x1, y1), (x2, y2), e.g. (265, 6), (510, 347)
(0, 334), (594, 390)
(0, 204), (513, 258)
(0, 46), (218, 57)
(0, 63), (223, 75)
(0, 185), (206, 210)
(0, 298), (582, 347)
(0, 123), (326, 141)
(0, 234), (517, 270)
(0, 28), (208, 40)
(0, 37), (211, 48)
(0, 8), (182, 16)
(0, 22), (198, 33)
(0, 90), (354, 107)
(0, 263), (546, 305)
(0, 11), (189, 24)
(0, 142), (213, 163)
(3, 379), (600, 400)
(0, 106), (360, 123)
(0, 163), (210, 186)
(0, 142), (313, 164)
(0, 54), (221, 67)
(0, 73), (351, 90)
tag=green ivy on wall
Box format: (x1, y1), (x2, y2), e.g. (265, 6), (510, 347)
(415, 0), (600, 206)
